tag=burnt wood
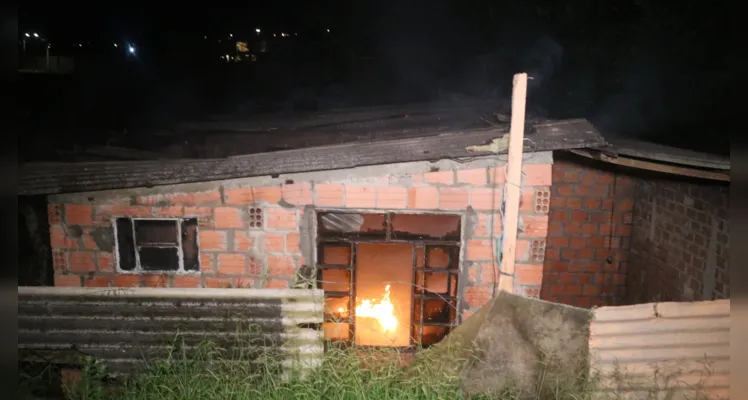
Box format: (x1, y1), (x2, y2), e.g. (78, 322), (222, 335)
(19, 118), (605, 195)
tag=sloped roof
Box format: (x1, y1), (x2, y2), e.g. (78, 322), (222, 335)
(18, 116), (605, 196)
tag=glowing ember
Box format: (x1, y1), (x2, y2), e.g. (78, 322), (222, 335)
(355, 284), (398, 333)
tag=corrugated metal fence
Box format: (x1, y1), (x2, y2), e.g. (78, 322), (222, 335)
(18, 286), (324, 378)
(590, 299), (730, 400)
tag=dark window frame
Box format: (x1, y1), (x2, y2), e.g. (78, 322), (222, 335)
(113, 217), (200, 274)
(315, 210), (462, 349)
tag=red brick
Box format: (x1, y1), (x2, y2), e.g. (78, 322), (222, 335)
(580, 172), (598, 184)
(466, 239), (493, 261)
(48, 204), (62, 225)
(200, 253), (215, 273)
(205, 277), (234, 288)
(424, 170), (454, 185)
(65, 204), (93, 225)
(591, 184), (609, 197)
(266, 208), (297, 230)
(566, 197), (583, 209)
(346, 186), (376, 208)
(464, 286), (492, 308)
(139, 191), (221, 205)
(571, 210), (586, 223)
(457, 169), (487, 186)
(215, 207), (244, 229)
(556, 185), (573, 196)
(519, 188), (535, 211)
(199, 230), (227, 251)
(469, 188), (502, 211)
(575, 185), (591, 196)
(521, 215), (548, 237)
(570, 237), (586, 249)
(97, 205), (152, 219)
(224, 188), (255, 205)
(268, 255), (296, 277)
(582, 285), (600, 296)
(376, 187), (407, 209)
(80, 228), (98, 249)
(234, 231), (254, 251)
(218, 254), (247, 275)
(473, 213), (502, 236)
(617, 199), (633, 212)
(315, 184), (344, 207)
(439, 188), (469, 210)
(84, 276), (111, 287)
(52, 250), (66, 272)
(585, 198), (602, 209)
(98, 252), (114, 272)
(286, 233), (300, 253)
(265, 279), (290, 289)
(548, 221), (563, 236)
(516, 239), (530, 262)
(578, 248), (595, 260)
(248, 258), (263, 276)
(282, 184), (313, 205)
(68, 252), (97, 272)
(550, 237), (569, 247)
(253, 186), (283, 204)
(477, 262), (499, 285)
(141, 274), (170, 287)
(263, 233), (285, 253)
(185, 206), (214, 228)
(582, 223), (597, 235)
(234, 277), (256, 288)
(113, 275), (141, 287)
(550, 196), (566, 208)
(50, 225), (72, 249)
(489, 166), (507, 184)
(54, 274), (81, 287)
(173, 276), (203, 288)
(407, 187), (439, 209)
(523, 164), (552, 186)
(154, 206), (184, 217)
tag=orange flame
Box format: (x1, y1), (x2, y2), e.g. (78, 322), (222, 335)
(355, 284), (398, 333)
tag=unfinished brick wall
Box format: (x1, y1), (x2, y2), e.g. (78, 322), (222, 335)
(627, 178), (730, 303)
(46, 158), (553, 320)
(540, 155), (635, 308)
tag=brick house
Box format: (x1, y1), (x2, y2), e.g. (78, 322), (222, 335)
(18, 105), (729, 348)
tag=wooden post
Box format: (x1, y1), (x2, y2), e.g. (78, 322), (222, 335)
(498, 73), (528, 293)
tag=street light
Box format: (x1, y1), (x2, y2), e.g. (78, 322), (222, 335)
(255, 28), (261, 34)
(24, 33), (30, 37)
(33, 32), (39, 38)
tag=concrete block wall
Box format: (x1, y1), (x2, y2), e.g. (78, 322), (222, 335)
(627, 178), (730, 303)
(46, 155), (553, 320)
(540, 155), (635, 308)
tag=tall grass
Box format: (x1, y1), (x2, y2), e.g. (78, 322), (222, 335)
(20, 339), (719, 400)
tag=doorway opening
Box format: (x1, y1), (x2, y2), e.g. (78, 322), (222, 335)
(316, 211), (461, 349)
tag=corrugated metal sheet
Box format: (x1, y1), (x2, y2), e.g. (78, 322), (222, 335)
(590, 299), (730, 399)
(18, 286), (324, 379)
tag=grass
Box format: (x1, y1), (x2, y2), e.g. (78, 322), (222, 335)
(18, 338), (721, 400)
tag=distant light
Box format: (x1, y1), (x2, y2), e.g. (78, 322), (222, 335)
(25, 33), (30, 37)
(294, 33), (298, 36)
(326, 29), (330, 33)
(113, 43), (118, 48)
(128, 45), (136, 54)
(229, 33), (233, 38)
(79, 44), (82, 47)
(204, 35), (207, 39)
(273, 34), (276, 37)
(33, 32), (39, 38)
(255, 28), (261, 34)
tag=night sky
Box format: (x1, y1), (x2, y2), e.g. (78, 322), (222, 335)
(17, 1), (731, 157)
